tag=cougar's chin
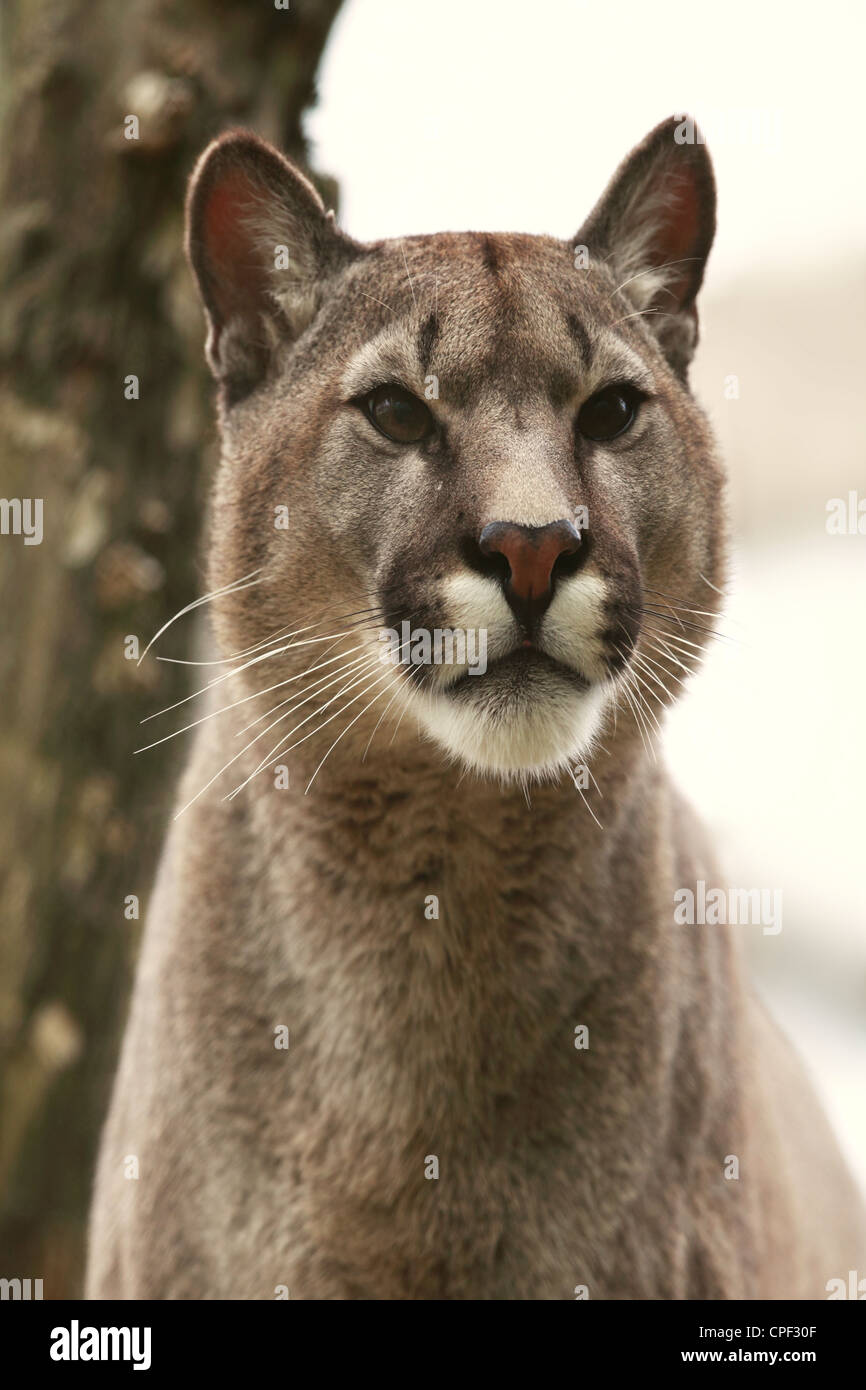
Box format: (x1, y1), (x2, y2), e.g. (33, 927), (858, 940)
(413, 651), (608, 781)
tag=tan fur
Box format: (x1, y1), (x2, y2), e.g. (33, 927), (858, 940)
(87, 119), (865, 1299)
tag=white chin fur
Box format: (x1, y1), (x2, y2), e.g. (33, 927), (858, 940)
(412, 680), (608, 783)
(398, 568), (613, 780)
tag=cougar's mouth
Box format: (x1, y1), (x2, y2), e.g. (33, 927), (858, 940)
(443, 644), (591, 699)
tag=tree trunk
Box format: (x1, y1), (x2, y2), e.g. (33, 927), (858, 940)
(0, 0), (343, 1298)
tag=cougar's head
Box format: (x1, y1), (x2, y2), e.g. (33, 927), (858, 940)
(187, 117), (725, 784)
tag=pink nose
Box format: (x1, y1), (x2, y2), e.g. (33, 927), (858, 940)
(478, 519), (582, 603)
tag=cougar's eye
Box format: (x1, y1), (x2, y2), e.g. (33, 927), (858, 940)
(577, 384), (642, 441)
(364, 384), (434, 443)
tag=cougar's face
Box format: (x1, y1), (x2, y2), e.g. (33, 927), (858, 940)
(188, 119), (725, 781)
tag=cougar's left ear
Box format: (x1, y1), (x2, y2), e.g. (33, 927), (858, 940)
(575, 115), (716, 376)
(186, 130), (362, 399)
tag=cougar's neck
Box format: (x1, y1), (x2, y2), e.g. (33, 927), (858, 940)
(179, 713), (690, 1143)
(235, 716), (674, 1007)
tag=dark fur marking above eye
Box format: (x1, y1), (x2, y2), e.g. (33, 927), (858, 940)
(416, 313), (439, 376)
(547, 370), (575, 411)
(481, 234), (501, 276)
(566, 313), (593, 369)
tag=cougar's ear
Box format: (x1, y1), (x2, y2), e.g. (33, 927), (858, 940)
(186, 130), (361, 398)
(575, 115), (716, 376)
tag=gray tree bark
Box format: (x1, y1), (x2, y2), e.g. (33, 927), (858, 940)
(0, 0), (343, 1297)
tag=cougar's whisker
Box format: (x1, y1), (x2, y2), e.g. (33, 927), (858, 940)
(568, 760), (604, 830)
(142, 622), (324, 721)
(627, 665), (664, 727)
(137, 645), (385, 756)
(240, 618), (414, 738)
(234, 648), (380, 736)
(231, 661), (408, 802)
(362, 663), (423, 762)
(615, 654), (656, 761)
(699, 572), (728, 598)
(630, 648), (674, 701)
(644, 637), (697, 681)
(636, 621), (714, 657)
(305, 668), (413, 794)
(224, 654), (400, 803)
(619, 683), (653, 761)
(636, 645), (690, 692)
(641, 605), (739, 642)
(142, 622), (390, 724)
(156, 602), (392, 668)
(241, 630), (418, 792)
(173, 653), (384, 821)
(137, 570), (263, 667)
(642, 586), (733, 621)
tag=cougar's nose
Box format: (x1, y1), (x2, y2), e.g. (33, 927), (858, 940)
(477, 519), (583, 628)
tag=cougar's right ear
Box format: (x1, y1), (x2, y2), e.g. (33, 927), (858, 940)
(186, 130), (362, 398)
(574, 115), (716, 377)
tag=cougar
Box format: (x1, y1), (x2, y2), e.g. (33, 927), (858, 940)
(87, 116), (865, 1299)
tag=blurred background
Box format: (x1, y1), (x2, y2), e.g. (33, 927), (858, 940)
(0, 0), (863, 1296)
